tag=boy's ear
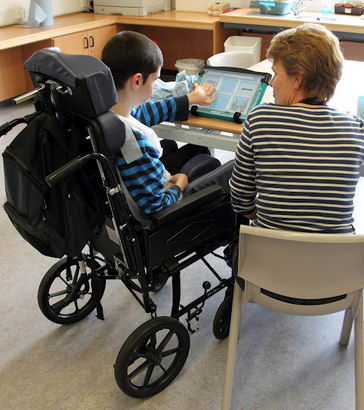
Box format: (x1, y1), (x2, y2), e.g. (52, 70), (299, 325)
(130, 73), (143, 88)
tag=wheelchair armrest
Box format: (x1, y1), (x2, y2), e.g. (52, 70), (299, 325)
(150, 184), (226, 225)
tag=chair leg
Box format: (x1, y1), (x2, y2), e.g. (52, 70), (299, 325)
(340, 308), (354, 348)
(221, 283), (245, 410)
(354, 291), (364, 410)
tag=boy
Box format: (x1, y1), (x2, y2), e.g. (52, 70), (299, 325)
(102, 31), (231, 215)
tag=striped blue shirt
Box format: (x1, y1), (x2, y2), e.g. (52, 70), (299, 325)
(117, 96), (189, 214)
(131, 96), (181, 126)
(116, 129), (181, 214)
(229, 104), (364, 233)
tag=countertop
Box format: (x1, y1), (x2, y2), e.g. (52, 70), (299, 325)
(220, 8), (364, 34)
(0, 11), (220, 51)
(1, 9), (364, 52)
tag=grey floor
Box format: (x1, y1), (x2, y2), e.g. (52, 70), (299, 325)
(0, 101), (362, 410)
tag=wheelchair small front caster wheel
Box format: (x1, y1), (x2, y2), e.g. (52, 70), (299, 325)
(114, 317), (190, 398)
(213, 291), (233, 340)
(37, 256), (106, 324)
(149, 267), (169, 293)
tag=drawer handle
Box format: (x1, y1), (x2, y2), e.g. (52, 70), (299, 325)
(83, 36), (89, 49)
(89, 35), (94, 48)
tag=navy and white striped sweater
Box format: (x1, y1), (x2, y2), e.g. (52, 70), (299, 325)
(229, 103), (364, 233)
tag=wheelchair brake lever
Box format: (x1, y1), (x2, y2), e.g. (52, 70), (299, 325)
(185, 281), (211, 333)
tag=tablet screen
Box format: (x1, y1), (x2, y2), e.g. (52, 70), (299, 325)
(194, 67), (270, 122)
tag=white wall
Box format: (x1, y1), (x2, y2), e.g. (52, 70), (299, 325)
(303, 0), (335, 12)
(174, 0), (335, 12)
(175, 0), (249, 12)
(0, 0), (87, 27)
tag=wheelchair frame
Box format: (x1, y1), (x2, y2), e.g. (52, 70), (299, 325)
(3, 49), (237, 399)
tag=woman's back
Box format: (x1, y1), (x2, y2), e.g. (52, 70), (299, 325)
(230, 103), (364, 233)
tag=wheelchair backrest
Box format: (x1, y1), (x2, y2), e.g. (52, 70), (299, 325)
(25, 48), (153, 225)
(21, 48), (159, 273)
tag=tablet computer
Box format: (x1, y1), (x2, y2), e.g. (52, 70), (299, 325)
(191, 66), (272, 124)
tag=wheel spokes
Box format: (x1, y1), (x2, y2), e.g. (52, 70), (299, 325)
(48, 289), (69, 299)
(72, 265), (80, 285)
(129, 358), (150, 380)
(115, 318), (190, 397)
(128, 330), (176, 386)
(148, 334), (157, 350)
(143, 363), (155, 387)
(161, 347), (179, 358)
(156, 330), (174, 354)
(49, 285), (88, 315)
(59, 275), (71, 287)
(51, 297), (73, 314)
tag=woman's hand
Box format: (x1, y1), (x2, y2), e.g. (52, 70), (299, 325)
(187, 82), (216, 106)
(168, 173), (189, 191)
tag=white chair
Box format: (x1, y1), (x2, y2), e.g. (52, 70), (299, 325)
(221, 225), (364, 410)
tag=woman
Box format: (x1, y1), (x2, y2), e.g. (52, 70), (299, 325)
(229, 23), (364, 233)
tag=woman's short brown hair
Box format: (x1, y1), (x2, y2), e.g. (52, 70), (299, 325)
(266, 23), (343, 102)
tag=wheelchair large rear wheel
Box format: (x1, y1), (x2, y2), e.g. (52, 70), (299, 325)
(37, 256), (106, 325)
(213, 289), (233, 340)
(114, 317), (190, 398)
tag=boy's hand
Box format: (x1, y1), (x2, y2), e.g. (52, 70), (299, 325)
(168, 173), (189, 191)
(187, 83), (216, 106)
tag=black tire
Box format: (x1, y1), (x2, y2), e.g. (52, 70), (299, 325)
(213, 292), (233, 340)
(37, 256), (106, 325)
(114, 317), (190, 398)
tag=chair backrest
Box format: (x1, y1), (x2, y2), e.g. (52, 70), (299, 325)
(238, 225), (364, 300)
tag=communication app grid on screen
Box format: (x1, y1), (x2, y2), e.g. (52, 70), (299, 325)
(200, 69), (263, 116)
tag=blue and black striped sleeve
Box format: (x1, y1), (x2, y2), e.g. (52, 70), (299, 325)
(131, 96), (189, 126)
(116, 130), (182, 214)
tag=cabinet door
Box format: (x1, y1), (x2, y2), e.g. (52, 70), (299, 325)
(0, 48), (29, 101)
(88, 25), (117, 59)
(52, 31), (90, 55)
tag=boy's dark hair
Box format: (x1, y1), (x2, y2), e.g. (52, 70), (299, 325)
(101, 31), (163, 90)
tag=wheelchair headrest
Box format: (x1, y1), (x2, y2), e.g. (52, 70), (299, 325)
(24, 48), (117, 117)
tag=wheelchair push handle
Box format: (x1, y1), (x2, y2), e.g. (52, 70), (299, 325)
(46, 156), (85, 187)
(0, 119), (26, 137)
(0, 112), (41, 137)
(45, 152), (114, 187)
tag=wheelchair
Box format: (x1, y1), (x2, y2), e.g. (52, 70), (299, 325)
(2, 49), (237, 399)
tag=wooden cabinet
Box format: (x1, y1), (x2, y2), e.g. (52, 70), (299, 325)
(52, 25), (117, 59)
(0, 48), (29, 101)
(0, 24), (116, 101)
(0, 39), (53, 101)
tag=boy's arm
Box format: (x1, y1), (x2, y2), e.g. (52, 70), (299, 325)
(117, 129), (184, 214)
(131, 83), (215, 126)
(131, 96), (189, 126)
(229, 121), (257, 217)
